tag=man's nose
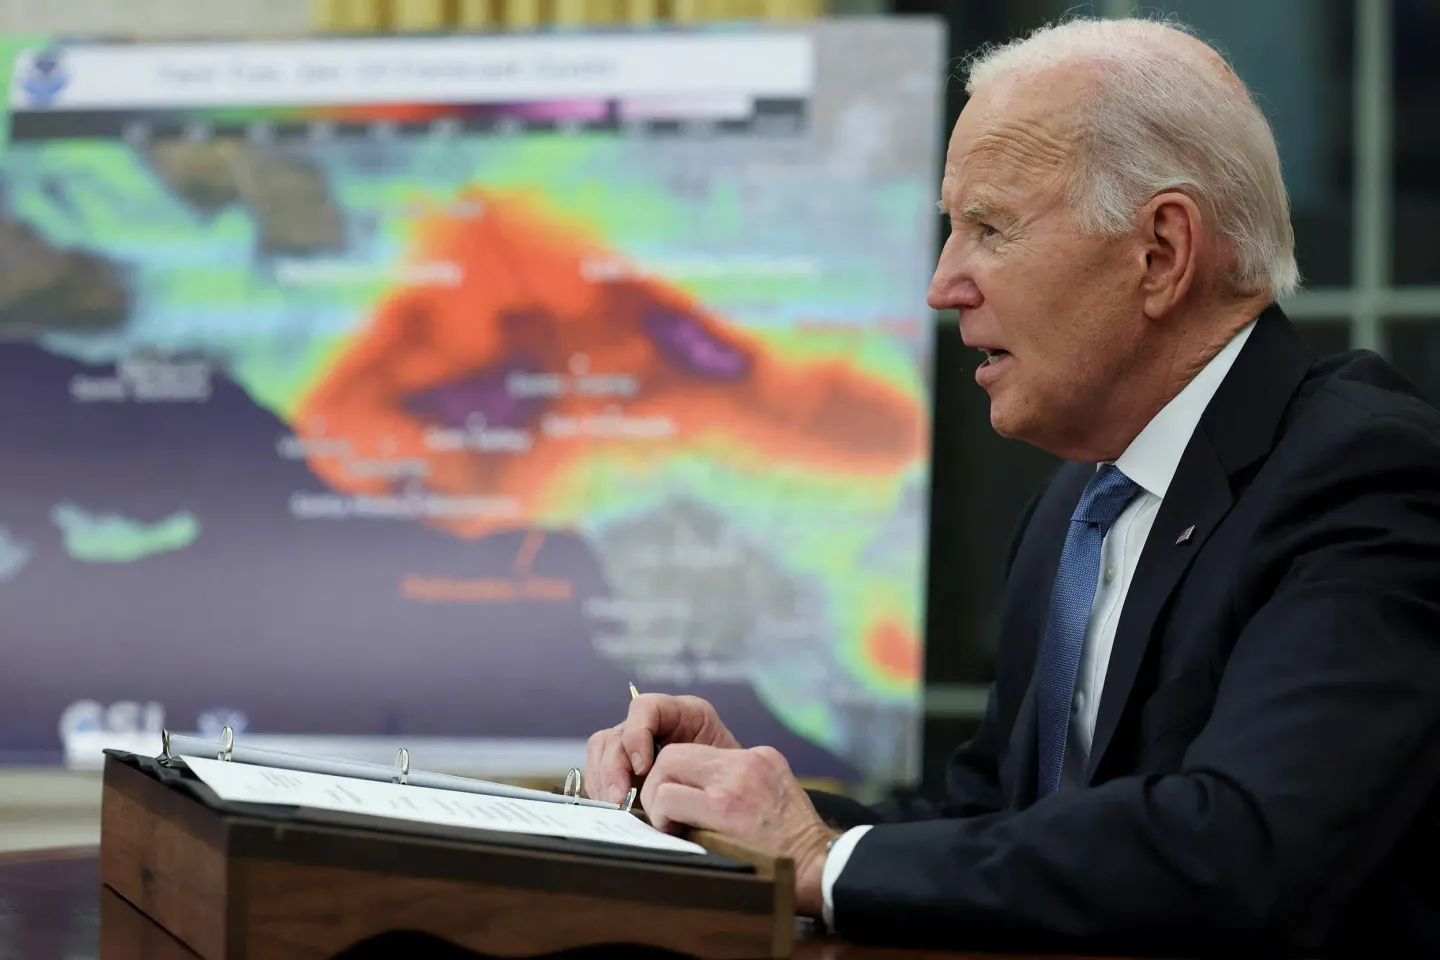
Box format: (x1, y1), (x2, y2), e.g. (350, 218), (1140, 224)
(926, 260), (981, 313)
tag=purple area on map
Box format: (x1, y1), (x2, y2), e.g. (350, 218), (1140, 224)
(403, 353), (550, 431)
(642, 307), (751, 381)
(458, 100), (611, 122)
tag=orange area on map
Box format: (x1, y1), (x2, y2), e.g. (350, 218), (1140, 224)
(295, 188), (926, 540)
(866, 618), (922, 684)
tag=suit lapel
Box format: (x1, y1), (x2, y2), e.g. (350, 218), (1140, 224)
(1007, 662), (1043, 806)
(1084, 303), (1313, 783)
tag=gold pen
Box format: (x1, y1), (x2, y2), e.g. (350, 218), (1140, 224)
(629, 681), (640, 700)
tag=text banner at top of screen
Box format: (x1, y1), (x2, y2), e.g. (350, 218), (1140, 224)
(8, 33), (815, 111)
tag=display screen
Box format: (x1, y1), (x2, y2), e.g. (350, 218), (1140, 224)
(0, 20), (943, 784)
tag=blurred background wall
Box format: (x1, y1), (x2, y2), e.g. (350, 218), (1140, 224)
(1, 0), (1436, 851)
(0, 0), (309, 37)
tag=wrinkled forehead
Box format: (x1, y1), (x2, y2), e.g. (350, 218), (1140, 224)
(941, 69), (1087, 208)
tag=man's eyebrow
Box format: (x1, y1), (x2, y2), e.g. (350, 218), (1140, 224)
(958, 198), (999, 222)
(937, 193), (1006, 222)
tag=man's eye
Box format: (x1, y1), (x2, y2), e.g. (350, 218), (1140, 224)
(979, 223), (999, 239)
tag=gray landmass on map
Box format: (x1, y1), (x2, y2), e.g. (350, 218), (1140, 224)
(145, 139), (346, 255)
(0, 527), (33, 582)
(588, 497), (919, 780)
(858, 476), (929, 573)
(0, 217), (129, 338)
(587, 497), (819, 680)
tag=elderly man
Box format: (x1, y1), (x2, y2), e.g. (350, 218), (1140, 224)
(584, 16), (1440, 956)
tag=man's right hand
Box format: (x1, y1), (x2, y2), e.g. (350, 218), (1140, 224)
(584, 694), (741, 805)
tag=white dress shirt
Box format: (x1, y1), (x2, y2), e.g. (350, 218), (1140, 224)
(820, 319), (1257, 928)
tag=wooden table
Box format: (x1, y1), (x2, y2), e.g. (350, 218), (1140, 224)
(0, 846), (1096, 959)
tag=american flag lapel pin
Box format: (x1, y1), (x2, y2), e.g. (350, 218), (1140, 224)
(1175, 525), (1195, 545)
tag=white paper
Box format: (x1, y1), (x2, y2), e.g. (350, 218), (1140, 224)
(184, 757), (706, 855)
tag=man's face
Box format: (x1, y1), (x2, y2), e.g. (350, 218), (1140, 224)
(929, 69), (1148, 456)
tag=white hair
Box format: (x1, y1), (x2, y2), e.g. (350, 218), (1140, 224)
(964, 16), (1300, 299)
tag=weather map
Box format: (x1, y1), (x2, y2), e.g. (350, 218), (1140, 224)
(0, 22), (943, 782)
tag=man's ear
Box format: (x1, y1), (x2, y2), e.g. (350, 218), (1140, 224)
(1139, 191), (1201, 318)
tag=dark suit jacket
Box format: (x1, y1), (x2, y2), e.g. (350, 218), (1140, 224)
(810, 304), (1440, 957)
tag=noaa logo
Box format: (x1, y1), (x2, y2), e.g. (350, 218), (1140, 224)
(18, 47), (70, 107)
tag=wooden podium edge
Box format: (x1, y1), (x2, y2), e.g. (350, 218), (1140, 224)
(688, 828), (797, 957)
(101, 756), (235, 957)
(100, 754), (797, 959)
(632, 806), (798, 958)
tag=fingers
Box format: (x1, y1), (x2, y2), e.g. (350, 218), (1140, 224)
(583, 727), (610, 800)
(597, 725), (637, 804)
(641, 741), (727, 793)
(621, 694), (740, 775)
(617, 694), (695, 776)
(620, 694), (674, 777)
(584, 725), (631, 804)
(584, 694), (736, 804)
(638, 742), (734, 826)
(584, 699), (672, 804)
(641, 744), (716, 833)
(640, 743), (801, 823)
(645, 781), (712, 833)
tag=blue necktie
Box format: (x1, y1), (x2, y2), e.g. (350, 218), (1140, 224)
(1035, 464), (1142, 798)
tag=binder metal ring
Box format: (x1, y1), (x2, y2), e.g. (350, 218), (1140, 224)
(218, 725), (234, 762)
(394, 748), (410, 786)
(621, 787), (637, 814)
(562, 767), (583, 803)
(158, 729), (175, 766)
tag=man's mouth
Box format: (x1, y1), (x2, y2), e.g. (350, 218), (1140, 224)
(980, 348), (1011, 366)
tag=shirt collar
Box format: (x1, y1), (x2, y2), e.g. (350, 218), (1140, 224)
(1111, 319), (1257, 499)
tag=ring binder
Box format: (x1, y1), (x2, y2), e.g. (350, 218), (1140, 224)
(158, 728), (628, 810)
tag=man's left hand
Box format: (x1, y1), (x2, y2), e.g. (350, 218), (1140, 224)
(639, 742), (840, 917)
